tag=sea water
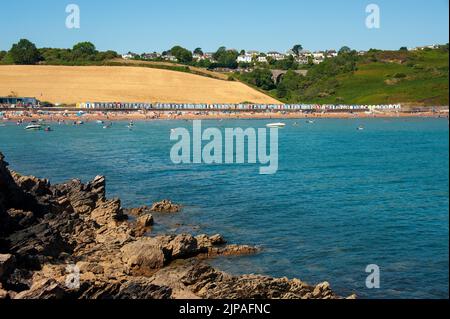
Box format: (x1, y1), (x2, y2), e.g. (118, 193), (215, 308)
(0, 117), (448, 299)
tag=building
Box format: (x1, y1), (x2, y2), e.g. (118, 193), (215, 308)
(266, 51), (286, 61)
(257, 56), (268, 63)
(237, 54), (253, 63)
(141, 52), (161, 60)
(122, 52), (138, 60)
(162, 54), (178, 62)
(0, 97), (39, 108)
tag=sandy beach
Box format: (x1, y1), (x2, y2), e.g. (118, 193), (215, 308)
(1, 109), (448, 123)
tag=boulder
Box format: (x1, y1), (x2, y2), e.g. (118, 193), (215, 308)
(165, 234), (198, 259)
(137, 214), (154, 228)
(121, 238), (167, 276)
(150, 200), (181, 213)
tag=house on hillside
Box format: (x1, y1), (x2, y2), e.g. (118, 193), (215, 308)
(162, 53), (178, 62)
(266, 51), (286, 60)
(257, 56), (268, 63)
(122, 52), (138, 60)
(237, 54), (253, 63)
(141, 52), (161, 60)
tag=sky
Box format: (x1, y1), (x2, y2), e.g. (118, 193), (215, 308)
(0, 0), (448, 53)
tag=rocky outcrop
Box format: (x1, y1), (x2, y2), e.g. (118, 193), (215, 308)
(0, 152), (351, 299)
(150, 200), (181, 213)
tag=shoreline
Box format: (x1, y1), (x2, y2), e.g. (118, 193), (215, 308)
(1, 110), (448, 123)
(0, 152), (354, 299)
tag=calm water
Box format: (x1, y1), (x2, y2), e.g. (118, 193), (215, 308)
(0, 118), (448, 299)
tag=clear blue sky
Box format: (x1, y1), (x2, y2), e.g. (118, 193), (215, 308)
(1, 0), (448, 53)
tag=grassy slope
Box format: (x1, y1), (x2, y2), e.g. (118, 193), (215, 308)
(305, 50), (449, 106)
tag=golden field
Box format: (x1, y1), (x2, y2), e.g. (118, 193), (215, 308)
(0, 65), (280, 105)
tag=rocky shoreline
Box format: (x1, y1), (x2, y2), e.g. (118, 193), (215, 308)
(0, 152), (354, 299)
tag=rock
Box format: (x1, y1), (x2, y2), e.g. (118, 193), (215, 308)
(181, 263), (342, 299)
(121, 238), (167, 275)
(208, 244), (260, 257)
(10, 172), (51, 197)
(116, 279), (172, 299)
(0, 254), (16, 278)
(0, 152), (349, 300)
(86, 176), (106, 200)
(150, 200), (181, 213)
(125, 206), (153, 217)
(312, 281), (332, 298)
(14, 279), (67, 299)
(137, 214), (154, 228)
(165, 234), (198, 259)
(90, 198), (126, 226)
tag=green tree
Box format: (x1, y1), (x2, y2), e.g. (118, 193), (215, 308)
(193, 47), (203, 55)
(241, 68), (275, 90)
(212, 47), (239, 68)
(399, 47), (408, 51)
(338, 46), (352, 55)
(170, 46), (193, 63)
(292, 44), (303, 56)
(9, 39), (40, 64)
(72, 42), (97, 60)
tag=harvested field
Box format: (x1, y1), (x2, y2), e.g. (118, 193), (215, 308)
(0, 65), (280, 105)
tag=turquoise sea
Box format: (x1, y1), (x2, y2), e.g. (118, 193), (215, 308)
(0, 117), (448, 299)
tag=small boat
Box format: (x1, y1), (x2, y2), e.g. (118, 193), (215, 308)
(96, 120), (104, 124)
(357, 126), (365, 131)
(266, 122), (286, 128)
(306, 120), (315, 124)
(25, 124), (42, 131)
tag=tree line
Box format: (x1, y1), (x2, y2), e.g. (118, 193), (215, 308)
(0, 39), (119, 65)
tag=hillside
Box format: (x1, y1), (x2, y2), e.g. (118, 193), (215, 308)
(240, 48), (449, 107)
(312, 49), (449, 106)
(0, 65), (280, 105)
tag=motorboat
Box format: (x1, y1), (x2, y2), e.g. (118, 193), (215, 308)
(266, 122), (286, 128)
(25, 124), (42, 131)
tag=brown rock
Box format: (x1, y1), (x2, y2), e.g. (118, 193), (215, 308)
(14, 279), (67, 299)
(137, 214), (154, 228)
(150, 200), (181, 213)
(165, 234), (198, 259)
(90, 198), (126, 226)
(121, 238), (167, 275)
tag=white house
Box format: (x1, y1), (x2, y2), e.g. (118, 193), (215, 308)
(257, 56), (268, 63)
(266, 51), (286, 60)
(122, 52), (138, 60)
(237, 54), (253, 63)
(162, 54), (178, 62)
